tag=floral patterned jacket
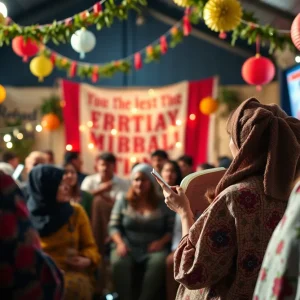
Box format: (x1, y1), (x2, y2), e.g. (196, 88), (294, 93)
(174, 176), (287, 300)
(253, 180), (300, 300)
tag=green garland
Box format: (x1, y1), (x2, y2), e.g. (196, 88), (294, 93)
(41, 26), (185, 79)
(181, 0), (296, 53)
(40, 95), (63, 121)
(0, 0), (147, 46)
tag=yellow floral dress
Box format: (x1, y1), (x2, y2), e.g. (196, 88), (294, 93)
(41, 203), (101, 300)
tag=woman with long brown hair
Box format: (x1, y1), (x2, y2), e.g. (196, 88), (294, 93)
(63, 162), (93, 218)
(155, 98), (300, 300)
(109, 163), (175, 300)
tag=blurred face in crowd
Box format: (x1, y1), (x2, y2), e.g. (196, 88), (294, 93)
(161, 162), (178, 186)
(71, 155), (83, 172)
(63, 164), (78, 188)
(96, 159), (115, 180)
(151, 155), (167, 174)
(229, 137), (238, 158)
(44, 153), (54, 164)
(178, 160), (193, 178)
(132, 172), (152, 197)
(25, 152), (46, 174)
(56, 178), (71, 203)
(8, 157), (19, 169)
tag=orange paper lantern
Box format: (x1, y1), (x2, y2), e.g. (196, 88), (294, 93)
(41, 113), (60, 131)
(0, 85), (6, 104)
(199, 97), (218, 115)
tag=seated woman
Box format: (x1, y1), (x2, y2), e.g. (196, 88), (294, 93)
(0, 171), (64, 300)
(155, 98), (300, 300)
(109, 163), (175, 300)
(63, 162), (93, 219)
(27, 165), (100, 300)
(160, 161), (183, 300)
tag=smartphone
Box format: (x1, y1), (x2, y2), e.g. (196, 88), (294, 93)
(12, 164), (24, 180)
(151, 168), (172, 189)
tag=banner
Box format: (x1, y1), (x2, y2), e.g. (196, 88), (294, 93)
(62, 78), (217, 176)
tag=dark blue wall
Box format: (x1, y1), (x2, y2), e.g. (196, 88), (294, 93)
(0, 12), (248, 87)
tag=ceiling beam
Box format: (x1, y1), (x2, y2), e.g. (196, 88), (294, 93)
(242, 0), (296, 21)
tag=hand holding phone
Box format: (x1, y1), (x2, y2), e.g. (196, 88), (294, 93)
(151, 168), (171, 189)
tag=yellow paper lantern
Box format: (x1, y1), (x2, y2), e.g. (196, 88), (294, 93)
(173, 0), (193, 7)
(41, 113), (60, 131)
(0, 85), (6, 104)
(203, 0), (242, 33)
(199, 97), (219, 115)
(30, 55), (53, 82)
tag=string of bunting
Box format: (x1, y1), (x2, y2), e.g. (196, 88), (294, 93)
(174, 0), (297, 53)
(0, 0), (147, 46)
(37, 12), (192, 81)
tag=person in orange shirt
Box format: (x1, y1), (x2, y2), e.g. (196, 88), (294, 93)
(27, 165), (100, 300)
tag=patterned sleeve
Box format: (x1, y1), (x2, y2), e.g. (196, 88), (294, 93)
(108, 196), (126, 236)
(174, 190), (237, 289)
(253, 181), (300, 300)
(0, 172), (64, 300)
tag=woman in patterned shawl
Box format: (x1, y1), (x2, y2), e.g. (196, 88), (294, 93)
(155, 98), (300, 300)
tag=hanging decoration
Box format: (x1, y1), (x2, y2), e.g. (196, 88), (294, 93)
(12, 36), (39, 62)
(34, 17), (187, 82)
(0, 0), (147, 46)
(291, 13), (300, 51)
(199, 96), (219, 115)
(134, 52), (143, 70)
(40, 95), (63, 131)
(70, 28), (96, 59)
(41, 113), (60, 131)
(203, 0), (242, 34)
(172, 0), (296, 53)
(241, 55), (275, 90)
(160, 36), (168, 54)
(30, 55), (53, 82)
(241, 37), (275, 90)
(0, 84), (6, 104)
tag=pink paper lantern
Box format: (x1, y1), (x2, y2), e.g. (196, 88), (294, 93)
(291, 13), (300, 51)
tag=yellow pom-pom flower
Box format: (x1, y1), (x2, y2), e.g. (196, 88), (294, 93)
(173, 0), (193, 7)
(203, 0), (242, 32)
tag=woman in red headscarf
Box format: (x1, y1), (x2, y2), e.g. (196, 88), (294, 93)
(155, 98), (300, 300)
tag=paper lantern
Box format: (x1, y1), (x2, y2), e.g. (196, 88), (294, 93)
(41, 113), (60, 131)
(291, 13), (300, 51)
(199, 97), (219, 115)
(242, 55), (275, 89)
(71, 28), (96, 59)
(12, 36), (39, 62)
(0, 85), (6, 104)
(203, 0), (242, 33)
(30, 55), (53, 82)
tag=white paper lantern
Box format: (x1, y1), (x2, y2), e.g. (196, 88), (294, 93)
(71, 28), (96, 59)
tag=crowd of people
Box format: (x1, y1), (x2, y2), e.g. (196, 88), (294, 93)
(0, 98), (299, 300)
